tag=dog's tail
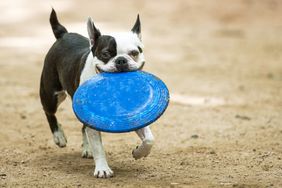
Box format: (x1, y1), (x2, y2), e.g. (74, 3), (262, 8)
(50, 8), (68, 39)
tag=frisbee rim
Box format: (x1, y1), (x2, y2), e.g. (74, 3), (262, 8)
(72, 71), (169, 133)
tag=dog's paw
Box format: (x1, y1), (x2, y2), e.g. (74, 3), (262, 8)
(132, 146), (150, 160)
(94, 163), (114, 178)
(132, 139), (154, 160)
(53, 129), (67, 147)
(81, 144), (93, 158)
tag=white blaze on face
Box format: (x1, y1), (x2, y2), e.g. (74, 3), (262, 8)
(111, 32), (143, 54)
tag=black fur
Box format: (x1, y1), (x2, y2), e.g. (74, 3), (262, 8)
(131, 14), (141, 35)
(87, 18), (101, 48)
(40, 9), (118, 139)
(40, 33), (89, 137)
(50, 8), (68, 39)
(40, 33), (89, 98)
(40, 10), (90, 138)
(93, 35), (117, 63)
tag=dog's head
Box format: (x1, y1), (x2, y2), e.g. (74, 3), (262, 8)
(87, 15), (145, 73)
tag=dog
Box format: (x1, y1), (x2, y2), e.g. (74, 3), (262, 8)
(39, 9), (155, 178)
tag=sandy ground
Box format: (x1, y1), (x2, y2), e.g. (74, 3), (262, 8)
(0, 0), (282, 187)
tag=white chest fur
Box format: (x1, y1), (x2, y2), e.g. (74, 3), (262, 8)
(79, 53), (97, 86)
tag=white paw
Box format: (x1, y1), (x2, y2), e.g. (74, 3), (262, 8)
(132, 140), (154, 160)
(81, 144), (93, 158)
(94, 161), (114, 178)
(53, 129), (67, 147)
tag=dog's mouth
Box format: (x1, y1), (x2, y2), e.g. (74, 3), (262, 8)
(139, 61), (145, 70)
(95, 65), (103, 74)
(95, 61), (145, 74)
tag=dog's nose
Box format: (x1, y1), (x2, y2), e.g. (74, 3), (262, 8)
(115, 57), (128, 71)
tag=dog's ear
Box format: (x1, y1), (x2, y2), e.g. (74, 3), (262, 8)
(131, 14), (141, 40)
(87, 17), (101, 47)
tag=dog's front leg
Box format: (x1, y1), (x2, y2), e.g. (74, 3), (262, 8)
(85, 127), (113, 178)
(132, 126), (154, 160)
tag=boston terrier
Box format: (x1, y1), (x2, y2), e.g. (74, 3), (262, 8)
(39, 9), (154, 178)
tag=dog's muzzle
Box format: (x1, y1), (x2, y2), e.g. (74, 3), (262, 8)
(115, 57), (129, 72)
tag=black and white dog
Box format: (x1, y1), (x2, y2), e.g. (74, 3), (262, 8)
(40, 9), (154, 178)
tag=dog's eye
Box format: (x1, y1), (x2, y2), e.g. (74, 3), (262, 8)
(101, 52), (111, 59)
(129, 50), (139, 59)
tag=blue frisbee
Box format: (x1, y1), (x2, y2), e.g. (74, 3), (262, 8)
(72, 71), (169, 133)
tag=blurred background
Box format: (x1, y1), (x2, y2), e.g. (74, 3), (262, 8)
(0, 0), (281, 187)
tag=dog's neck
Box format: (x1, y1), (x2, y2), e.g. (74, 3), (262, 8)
(79, 52), (97, 85)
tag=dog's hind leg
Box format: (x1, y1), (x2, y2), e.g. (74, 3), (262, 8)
(132, 126), (154, 160)
(40, 72), (67, 147)
(45, 112), (67, 147)
(81, 125), (93, 158)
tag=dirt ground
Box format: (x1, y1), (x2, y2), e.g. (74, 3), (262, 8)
(0, 0), (282, 187)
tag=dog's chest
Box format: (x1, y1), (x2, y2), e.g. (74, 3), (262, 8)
(79, 53), (97, 86)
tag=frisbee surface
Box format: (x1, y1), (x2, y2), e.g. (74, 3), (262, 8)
(72, 71), (169, 133)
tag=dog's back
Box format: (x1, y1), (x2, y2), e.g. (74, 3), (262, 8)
(42, 9), (90, 97)
(43, 33), (90, 96)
